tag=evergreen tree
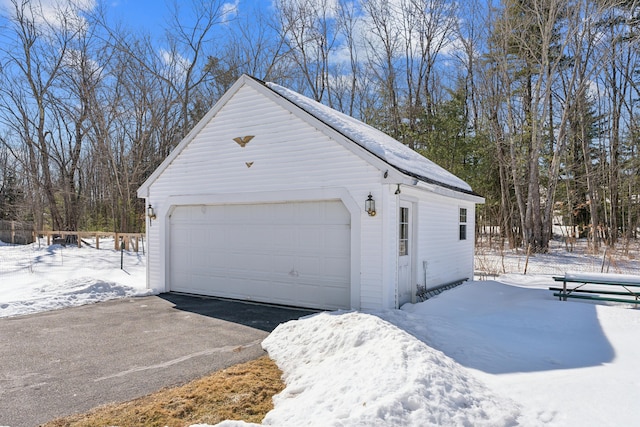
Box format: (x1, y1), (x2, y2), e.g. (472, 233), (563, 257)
(0, 170), (23, 221)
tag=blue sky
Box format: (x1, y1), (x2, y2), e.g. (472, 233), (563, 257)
(0, 0), (270, 40)
(106, 0), (268, 37)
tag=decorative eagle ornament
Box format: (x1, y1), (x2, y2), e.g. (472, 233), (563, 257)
(233, 135), (255, 147)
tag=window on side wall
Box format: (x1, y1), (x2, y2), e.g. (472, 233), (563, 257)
(459, 208), (467, 240)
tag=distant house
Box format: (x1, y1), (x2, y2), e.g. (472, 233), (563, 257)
(138, 75), (484, 310)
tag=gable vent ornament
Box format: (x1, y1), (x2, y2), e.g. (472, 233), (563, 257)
(233, 135), (254, 147)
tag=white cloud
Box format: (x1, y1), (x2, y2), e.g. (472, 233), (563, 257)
(0, 0), (96, 32)
(61, 47), (102, 77)
(159, 48), (191, 81)
(222, 0), (239, 21)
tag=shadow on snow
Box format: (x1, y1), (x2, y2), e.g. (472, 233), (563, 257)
(383, 281), (616, 374)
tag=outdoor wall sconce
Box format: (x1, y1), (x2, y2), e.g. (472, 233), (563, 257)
(365, 193), (376, 216)
(147, 204), (157, 220)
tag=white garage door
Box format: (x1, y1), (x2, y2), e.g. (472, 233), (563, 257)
(169, 201), (351, 310)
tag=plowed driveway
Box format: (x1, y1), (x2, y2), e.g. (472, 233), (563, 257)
(0, 293), (313, 427)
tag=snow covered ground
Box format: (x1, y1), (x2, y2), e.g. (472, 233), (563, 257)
(2, 238), (640, 426)
(0, 238), (152, 317)
(214, 280), (640, 427)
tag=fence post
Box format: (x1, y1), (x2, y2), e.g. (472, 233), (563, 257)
(120, 237), (125, 269)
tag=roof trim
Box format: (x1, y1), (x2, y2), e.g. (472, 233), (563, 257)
(138, 74), (481, 199)
(250, 76), (480, 197)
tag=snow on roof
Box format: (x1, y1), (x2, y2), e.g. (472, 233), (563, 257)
(265, 82), (473, 193)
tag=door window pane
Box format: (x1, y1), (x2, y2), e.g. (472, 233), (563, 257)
(399, 207), (409, 256)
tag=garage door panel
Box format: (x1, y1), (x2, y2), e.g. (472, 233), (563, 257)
(296, 256), (321, 275)
(180, 274), (210, 294)
(170, 201), (351, 310)
(270, 204), (296, 223)
(296, 227), (323, 249)
(226, 205), (254, 223)
(206, 252), (227, 269)
(298, 205), (323, 223)
(326, 211), (350, 224)
(271, 227), (296, 247)
(250, 253), (275, 272)
(271, 254), (295, 271)
(323, 257), (350, 278)
(324, 228), (350, 250)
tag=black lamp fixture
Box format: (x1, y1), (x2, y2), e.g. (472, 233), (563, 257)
(365, 193), (376, 216)
(147, 204), (157, 220)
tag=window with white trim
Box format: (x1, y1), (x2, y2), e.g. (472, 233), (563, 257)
(459, 208), (467, 240)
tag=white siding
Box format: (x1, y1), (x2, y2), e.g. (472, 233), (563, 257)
(146, 84), (387, 310)
(145, 218), (161, 292)
(376, 185), (476, 306)
(381, 188), (400, 307)
(409, 188), (475, 288)
(143, 80), (479, 310)
(151, 86), (377, 195)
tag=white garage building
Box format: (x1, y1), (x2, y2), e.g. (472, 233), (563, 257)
(138, 75), (483, 311)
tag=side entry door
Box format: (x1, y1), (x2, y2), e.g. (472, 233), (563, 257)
(397, 201), (413, 306)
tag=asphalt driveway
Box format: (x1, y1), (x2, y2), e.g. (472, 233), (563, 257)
(0, 293), (314, 427)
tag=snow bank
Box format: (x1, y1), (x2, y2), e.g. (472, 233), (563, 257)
(266, 311), (521, 426)
(215, 311), (521, 427)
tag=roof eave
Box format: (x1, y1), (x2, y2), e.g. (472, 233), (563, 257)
(256, 77), (480, 200)
(397, 167), (482, 198)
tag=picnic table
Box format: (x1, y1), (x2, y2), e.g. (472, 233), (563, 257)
(551, 272), (640, 305)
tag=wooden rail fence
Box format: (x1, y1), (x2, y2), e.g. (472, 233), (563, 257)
(0, 220), (35, 244)
(37, 231), (144, 252)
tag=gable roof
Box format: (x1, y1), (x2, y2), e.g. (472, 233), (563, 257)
(138, 74), (477, 198)
(260, 78), (474, 195)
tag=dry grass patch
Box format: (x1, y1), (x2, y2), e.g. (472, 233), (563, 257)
(43, 355), (283, 427)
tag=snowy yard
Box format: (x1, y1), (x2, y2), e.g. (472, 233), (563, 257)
(0, 238), (151, 317)
(2, 238), (640, 426)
